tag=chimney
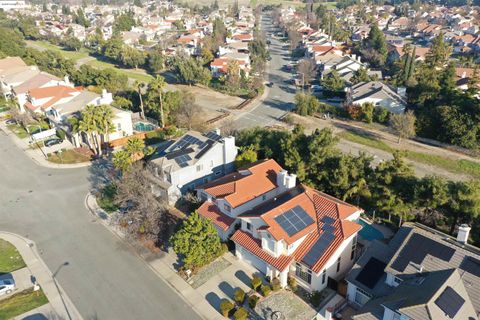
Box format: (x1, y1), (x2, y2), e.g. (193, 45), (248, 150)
(101, 88), (107, 98)
(457, 224), (471, 244)
(64, 75), (69, 85)
(276, 169), (287, 187)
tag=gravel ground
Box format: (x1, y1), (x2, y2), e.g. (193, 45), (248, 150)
(188, 257), (232, 289)
(254, 291), (316, 320)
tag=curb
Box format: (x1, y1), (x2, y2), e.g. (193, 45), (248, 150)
(84, 193), (208, 320)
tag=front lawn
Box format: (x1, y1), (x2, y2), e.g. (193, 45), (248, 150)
(0, 239), (26, 273)
(0, 288), (49, 320)
(7, 124), (29, 139)
(47, 149), (91, 164)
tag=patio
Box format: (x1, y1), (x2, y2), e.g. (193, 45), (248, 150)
(255, 291), (317, 320)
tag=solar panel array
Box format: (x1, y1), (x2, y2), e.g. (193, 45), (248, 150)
(274, 205), (314, 237)
(434, 286), (465, 318)
(205, 131), (222, 141)
(302, 215), (337, 267)
(355, 257), (387, 289)
(173, 134), (208, 151)
(175, 154), (191, 167)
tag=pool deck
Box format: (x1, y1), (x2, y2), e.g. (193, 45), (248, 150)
(359, 217), (395, 240)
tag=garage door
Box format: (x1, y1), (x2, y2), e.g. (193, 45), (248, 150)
(239, 246), (268, 274)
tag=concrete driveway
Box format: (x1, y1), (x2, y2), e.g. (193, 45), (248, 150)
(0, 129), (201, 320)
(0, 268), (33, 300)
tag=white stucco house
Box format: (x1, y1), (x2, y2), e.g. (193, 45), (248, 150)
(196, 159), (363, 291)
(148, 129), (238, 205)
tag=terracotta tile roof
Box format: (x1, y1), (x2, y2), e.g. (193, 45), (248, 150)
(235, 184), (362, 273)
(200, 159), (283, 208)
(197, 201), (236, 231)
(232, 33), (252, 41)
(28, 85), (81, 110)
(231, 230), (294, 271)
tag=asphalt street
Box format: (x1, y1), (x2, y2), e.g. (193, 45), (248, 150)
(233, 15), (295, 129)
(0, 130), (201, 320)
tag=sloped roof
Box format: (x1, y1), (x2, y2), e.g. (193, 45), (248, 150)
(197, 201), (236, 231)
(0, 57), (27, 75)
(13, 72), (60, 94)
(29, 85), (81, 110)
(200, 159), (283, 208)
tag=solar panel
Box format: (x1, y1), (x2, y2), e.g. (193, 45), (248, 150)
(435, 286), (465, 318)
(195, 140), (214, 159)
(302, 232), (335, 267)
(274, 205), (314, 237)
(165, 148), (194, 160)
(321, 216), (335, 224)
(355, 257), (387, 289)
(390, 234), (456, 272)
(322, 224), (335, 233)
(175, 154), (191, 167)
(205, 131), (222, 141)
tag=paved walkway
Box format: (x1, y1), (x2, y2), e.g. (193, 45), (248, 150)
(0, 121), (90, 169)
(0, 232), (83, 320)
(85, 193), (262, 320)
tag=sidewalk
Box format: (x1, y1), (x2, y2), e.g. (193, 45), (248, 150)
(85, 193), (236, 320)
(0, 232), (83, 320)
(0, 121), (90, 169)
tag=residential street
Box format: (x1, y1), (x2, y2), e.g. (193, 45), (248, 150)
(0, 130), (201, 320)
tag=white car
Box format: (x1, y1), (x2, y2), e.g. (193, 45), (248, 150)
(0, 279), (15, 296)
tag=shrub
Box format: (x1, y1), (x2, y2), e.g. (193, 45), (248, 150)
(287, 277), (297, 292)
(97, 183), (119, 213)
(310, 290), (322, 307)
(220, 299), (234, 317)
(144, 130), (165, 144)
(271, 277), (281, 291)
(251, 275), (262, 291)
(234, 288), (245, 305)
(261, 284), (271, 297)
(233, 307), (248, 320)
(56, 128), (66, 140)
(248, 294), (259, 308)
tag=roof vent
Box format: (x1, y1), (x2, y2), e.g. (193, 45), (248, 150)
(457, 224), (471, 244)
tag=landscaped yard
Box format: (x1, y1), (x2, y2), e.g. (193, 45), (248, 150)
(0, 239), (26, 273)
(47, 148), (91, 164)
(338, 130), (480, 179)
(7, 124), (29, 139)
(0, 288), (49, 320)
(255, 291), (316, 320)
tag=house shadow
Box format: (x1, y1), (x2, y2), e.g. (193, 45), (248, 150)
(218, 281), (235, 299)
(205, 292), (222, 312)
(87, 158), (116, 193)
(235, 270), (251, 288)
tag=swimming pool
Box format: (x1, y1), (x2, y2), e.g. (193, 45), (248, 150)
(358, 219), (385, 241)
(133, 121), (155, 132)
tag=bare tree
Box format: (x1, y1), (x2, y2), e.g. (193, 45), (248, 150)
(219, 117), (238, 137)
(114, 162), (166, 243)
(297, 58), (317, 86)
(390, 110), (416, 143)
(287, 27), (302, 51)
(175, 91), (203, 130)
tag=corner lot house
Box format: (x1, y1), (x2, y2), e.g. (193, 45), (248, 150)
(196, 159), (363, 291)
(346, 81), (407, 114)
(346, 223), (480, 320)
(149, 130), (237, 204)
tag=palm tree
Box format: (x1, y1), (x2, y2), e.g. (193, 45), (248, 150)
(79, 105), (114, 156)
(148, 76), (166, 128)
(79, 105), (100, 155)
(133, 80), (145, 119)
(96, 104), (115, 148)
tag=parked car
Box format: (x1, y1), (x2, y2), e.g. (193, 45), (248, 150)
(311, 85), (323, 92)
(5, 118), (16, 125)
(44, 138), (63, 147)
(0, 279), (15, 296)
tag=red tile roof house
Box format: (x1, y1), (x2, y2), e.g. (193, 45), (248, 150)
(195, 159), (363, 290)
(210, 58), (250, 78)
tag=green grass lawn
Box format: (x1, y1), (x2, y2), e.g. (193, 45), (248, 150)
(86, 60), (153, 82)
(7, 124), (29, 139)
(337, 130), (480, 179)
(47, 149), (91, 164)
(0, 288), (49, 320)
(26, 40), (90, 62)
(0, 239), (26, 273)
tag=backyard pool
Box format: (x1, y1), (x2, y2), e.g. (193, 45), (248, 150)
(358, 219), (385, 241)
(133, 121), (155, 132)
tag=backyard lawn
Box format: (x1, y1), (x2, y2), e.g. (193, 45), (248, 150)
(47, 149), (91, 164)
(0, 288), (49, 320)
(0, 239), (26, 273)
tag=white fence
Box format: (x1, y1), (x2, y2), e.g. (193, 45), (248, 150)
(31, 128), (56, 141)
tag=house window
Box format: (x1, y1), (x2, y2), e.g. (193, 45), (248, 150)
(354, 287), (372, 306)
(321, 269), (326, 284)
(196, 164), (203, 172)
(295, 262), (312, 284)
(224, 204), (231, 212)
(336, 257), (341, 273)
(351, 236), (357, 260)
(246, 222), (252, 231)
(393, 276), (402, 285)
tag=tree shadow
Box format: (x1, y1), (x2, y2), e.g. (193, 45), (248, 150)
(235, 270), (251, 288)
(218, 281), (235, 299)
(87, 158), (116, 194)
(205, 292), (222, 312)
